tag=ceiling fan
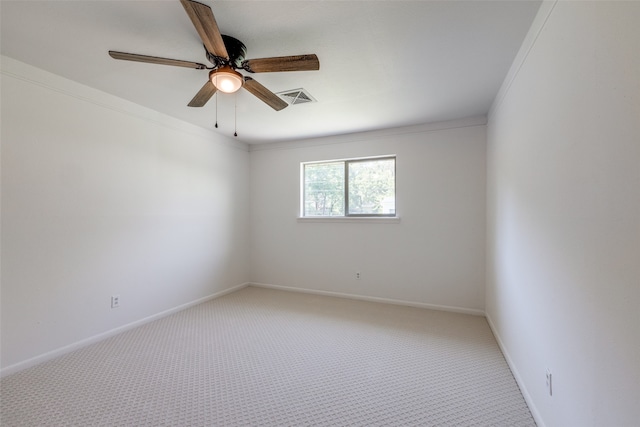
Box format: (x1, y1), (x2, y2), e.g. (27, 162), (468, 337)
(109, 0), (319, 112)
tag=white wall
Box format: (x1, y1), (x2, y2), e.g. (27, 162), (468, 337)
(1, 57), (250, 371)
(250, 119), (487, 313)
(486, 2), (640, 426)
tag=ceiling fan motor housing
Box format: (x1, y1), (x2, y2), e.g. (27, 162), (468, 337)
(215, 35), (246, 68)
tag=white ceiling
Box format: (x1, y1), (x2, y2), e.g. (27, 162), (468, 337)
(1, 0), (541, 144)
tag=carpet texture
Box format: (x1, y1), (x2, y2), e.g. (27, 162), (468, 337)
(1, 286), (535, 426)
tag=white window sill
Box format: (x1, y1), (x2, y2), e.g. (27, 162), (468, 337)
(297, 216), (401, 224)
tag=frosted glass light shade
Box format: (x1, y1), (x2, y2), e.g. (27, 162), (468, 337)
(210, 66), (243, 93)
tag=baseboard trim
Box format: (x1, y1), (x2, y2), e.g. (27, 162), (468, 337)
(249, 282), (485, 316)
(0, 282), (250, 378)
(485, 312), (546, 427)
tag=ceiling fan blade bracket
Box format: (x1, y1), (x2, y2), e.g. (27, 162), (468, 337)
(240, 60), (255, 73)
(205, 50), (227, 68)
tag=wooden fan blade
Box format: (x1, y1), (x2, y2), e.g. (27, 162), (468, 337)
(243, 77), (288, 111)
(243, 54), (319, 73)
(180, 0), (228, 59)
(188, 81), (217, 107)
(109, 51), (207, 69)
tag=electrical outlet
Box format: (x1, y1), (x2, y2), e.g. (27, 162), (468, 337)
(356, 271), (361, 280)
(546, 368), (553, 396)
(111, 295), (120, 309)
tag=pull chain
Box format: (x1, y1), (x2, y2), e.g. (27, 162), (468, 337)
(214, 92), (218, 128)
(234, 93), (238, 137)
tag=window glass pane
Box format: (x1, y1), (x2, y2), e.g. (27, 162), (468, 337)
(347, 159), (395, 215)
(304, 162), (345, 216)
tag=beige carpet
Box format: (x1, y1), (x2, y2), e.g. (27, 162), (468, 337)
(1, 286), (535, 426)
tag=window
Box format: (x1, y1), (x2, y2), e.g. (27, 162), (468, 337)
(302, 156), (396, 217)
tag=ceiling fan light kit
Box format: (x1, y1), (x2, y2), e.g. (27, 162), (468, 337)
(108, 0), (320, 129)
(210, 66), (243, 93)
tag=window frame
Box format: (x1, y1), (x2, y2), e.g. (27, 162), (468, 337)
(301, 155), (397, 218)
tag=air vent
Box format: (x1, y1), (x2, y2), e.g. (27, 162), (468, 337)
(277, 88), (316, 105)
